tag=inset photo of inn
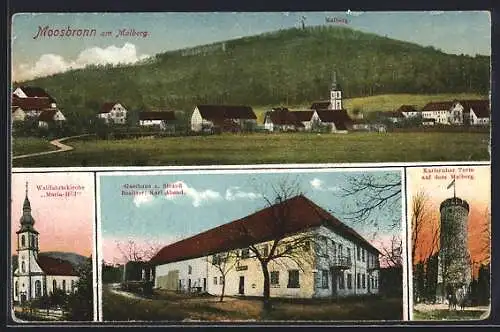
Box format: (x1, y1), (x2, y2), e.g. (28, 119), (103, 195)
(407, 165), (490, 320)
(98, 169), (405, 321)
(10, 172), (96, 322)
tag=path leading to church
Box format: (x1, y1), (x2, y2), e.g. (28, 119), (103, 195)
(12, 134), (91, 160)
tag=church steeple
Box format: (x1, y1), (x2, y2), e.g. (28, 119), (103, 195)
(18, 182), (37, 233)
(330, 70), (342, 111)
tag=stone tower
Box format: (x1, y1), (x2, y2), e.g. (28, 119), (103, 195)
(436, 186), (472, 301)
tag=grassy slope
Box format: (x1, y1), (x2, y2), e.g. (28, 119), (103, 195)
(11, 137), (55, 156)
(12, 132), (489, 167)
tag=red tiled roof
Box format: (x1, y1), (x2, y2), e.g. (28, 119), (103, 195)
(16, 86), (56, 103)
(37, 256), (79, 276)
(196, 105), (257, 120)
(149, 195), (380, 266)
(265, 108), (302, 126)
(460, 100), (490, 118)
(315, 110), (352, 130)
(100, 102), (126, 113)
(397, 105), (418, 113)
(310, 101), (331, 110)
(293, 110), (314, 122)
(37, 109), (60, 121)
(12, 96), (52, 110)
(422, 101), (454, 112)
(139, 111), (176, 121)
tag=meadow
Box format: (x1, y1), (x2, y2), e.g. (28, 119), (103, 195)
(12, 132), (489, 167)
(11, 137), (55, 157)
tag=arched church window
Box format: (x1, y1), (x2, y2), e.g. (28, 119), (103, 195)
(35, 280), (41, 297)
(53, 280), (57, 292)
(63, 280), (66, 292)
(21, 261), (25, 273)
(31, 235), (35, 247)
(21, 235), (25, 247)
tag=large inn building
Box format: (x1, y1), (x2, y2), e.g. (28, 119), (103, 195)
(148, 195), (381, 299)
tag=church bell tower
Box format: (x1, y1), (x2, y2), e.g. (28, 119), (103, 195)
(330, 71), (343, 111)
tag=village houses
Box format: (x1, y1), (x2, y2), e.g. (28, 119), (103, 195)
(13, 184), (79, 304)
(138, 110), (177, 131)
(147, 195), (381, 299)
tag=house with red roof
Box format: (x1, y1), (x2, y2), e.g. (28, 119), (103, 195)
(148, 195), (381, 299)
(37, 109), (67, 128)
(190, 104), (257, 133)
(13, 184), (79, 304)
(97, 102), (128, 125)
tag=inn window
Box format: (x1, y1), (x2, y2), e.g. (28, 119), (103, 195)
(241, 248), (250, 259)
(357, 246), (361, 261)
(357, 273), (361, 289)
(219, 276), (223, 284)
(362, 248), (365, 262)
(321, 270), (329, 288)
(287, 270), (300, 288)
(362, 274), (366, 289)
(213, 277), (217, 285)
(270, 271), (279, 285)
(338, 244), (343, 257)
(347, 274), (352, 289)
(53, 280), (57, 291)
(188, 265), (192, 275)
(63, 280), (66, 292)
(347, 248), (351, 260)
(338, 272), (345, 289)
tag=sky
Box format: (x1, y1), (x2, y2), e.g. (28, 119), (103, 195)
(11, 11), (491, 81)
(406, 165), (491, 266)
(99, 168), (402, 265)
(11, 172), (95, 257)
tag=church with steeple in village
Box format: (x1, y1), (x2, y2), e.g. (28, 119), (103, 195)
(13, 183), (80, 304)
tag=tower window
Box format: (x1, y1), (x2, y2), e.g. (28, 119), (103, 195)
(15, 282), (18, 296)
(21, 261), (25, 273)
(21, 235), (25, 247)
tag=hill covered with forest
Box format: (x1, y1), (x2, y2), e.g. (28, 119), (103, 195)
(17, 25), (490, 119)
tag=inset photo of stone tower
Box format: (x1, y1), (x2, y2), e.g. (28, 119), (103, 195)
(407, 165), (490, 321)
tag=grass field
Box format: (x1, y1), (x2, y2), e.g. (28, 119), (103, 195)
(12, 137), (55, 156)
(253, 93), (487, 121)
(413, 308), (490, 321)
(103, 287), (403, 321)
(12, 132), (489, 167)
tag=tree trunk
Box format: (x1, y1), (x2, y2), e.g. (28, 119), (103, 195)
(220, 276), (225, 302)
(261, 262), (272, 312)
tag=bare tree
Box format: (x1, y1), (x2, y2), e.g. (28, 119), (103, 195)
(116, 239), (162, 263)
(379, 234), (403, 268)
(207, 250), (240, 302)
(411, 190), (432, 263)
(338, 173), (401, 230)
(238, 178), (316, 312)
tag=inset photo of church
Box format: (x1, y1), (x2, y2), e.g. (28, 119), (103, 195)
(407, 164), (490, 320)
(98, 168), (405, 321)
(10, 172), (96, 322)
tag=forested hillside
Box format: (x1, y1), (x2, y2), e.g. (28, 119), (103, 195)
(18, 25), (490, 120)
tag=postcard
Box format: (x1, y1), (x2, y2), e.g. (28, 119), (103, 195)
(10, 11), (491, 167)
(96, 168), (406, 321)
(407, 165), (491, 320)
(10, 172), (97, 322)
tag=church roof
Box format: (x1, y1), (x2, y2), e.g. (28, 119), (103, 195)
(310, 101), (331, 110)
(150, 195), (380, 266)
(16, 86), (56, 103)
(37, 256), (79, 276)
(17, 185), (38, 234)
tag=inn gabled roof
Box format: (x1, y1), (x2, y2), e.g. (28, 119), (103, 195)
(37, 109), (60, 121)
(17, 86), (56, 103)
(149, 195), (380, 266)
(139, 111), (176, 121)
(310, 101), (331, 110)
(422, 101), (454, 112)
(37, 256), (79, 276)
(196, 105), (257, 120)
(12, 96), (52, 110)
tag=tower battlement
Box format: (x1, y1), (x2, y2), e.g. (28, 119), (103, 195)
(439, 197), (470, 212)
